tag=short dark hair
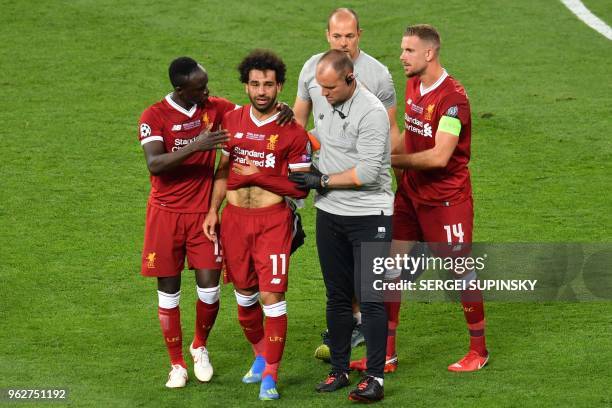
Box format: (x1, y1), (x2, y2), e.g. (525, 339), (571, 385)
(317, 49), (354, 77)
(404, 24), (441, 52)
(327, 8), (360, 30)
(168, 57), (201, 88)
(238, 49), (286, 85)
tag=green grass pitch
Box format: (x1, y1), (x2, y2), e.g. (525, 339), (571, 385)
(0, 0), (610, 406)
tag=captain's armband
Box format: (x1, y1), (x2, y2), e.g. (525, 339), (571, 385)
(438, 116), (461, 136)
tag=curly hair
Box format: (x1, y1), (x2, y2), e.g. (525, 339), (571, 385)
(238, 49), (286, 85)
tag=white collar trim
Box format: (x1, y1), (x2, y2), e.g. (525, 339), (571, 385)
(249, 106), (280, 127)
(165, 94), (197, 118)
(419, 70), (448, 96)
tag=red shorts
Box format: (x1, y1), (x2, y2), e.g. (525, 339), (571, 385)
(141, 205), (222, 277)
(393, 189), (473, 248)
(220, 202), (293, 292)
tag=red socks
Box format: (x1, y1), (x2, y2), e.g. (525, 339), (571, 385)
(262, 314), (287, 382)
(192, 300), (220, 349)
(237, 298), (288, 382)
(237, 303), (265, 353)
(460, 289), (487, 356)
(384, 301), (401, 356)
(158, 306), (186, 368)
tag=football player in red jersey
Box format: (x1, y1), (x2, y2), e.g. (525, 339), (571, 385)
(390, 25), (489, 372)
(138, 57), (294, 388)
(203, 50), (311, 400)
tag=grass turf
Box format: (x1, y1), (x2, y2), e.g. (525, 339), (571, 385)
(0, 0), (610, 406)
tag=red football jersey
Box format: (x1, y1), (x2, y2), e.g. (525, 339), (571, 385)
(401, 71), (472, 206)
(138, 94), (236, 213)
(221, 106), (311, 190)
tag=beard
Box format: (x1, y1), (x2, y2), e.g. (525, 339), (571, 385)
(406, 65), (426, 78)
(249, 95), (277, 114)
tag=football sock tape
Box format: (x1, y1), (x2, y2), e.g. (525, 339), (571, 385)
(197, 285), (220, 304)
(263, 301), (287, 317)
(158, 290), (181, 309)
(235, 290), (260, 307)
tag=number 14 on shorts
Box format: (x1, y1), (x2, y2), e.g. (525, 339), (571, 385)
(443, 223), (464, 244)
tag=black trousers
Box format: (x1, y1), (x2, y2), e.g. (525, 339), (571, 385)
(316, 209), (392, 378)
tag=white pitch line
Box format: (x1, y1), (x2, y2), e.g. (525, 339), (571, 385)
(560, 0), (612, 40)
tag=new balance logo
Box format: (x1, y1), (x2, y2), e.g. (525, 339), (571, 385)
(235, 132), (243, 139)
(271, 278), (281, 284)
(374, 226), (386, 239)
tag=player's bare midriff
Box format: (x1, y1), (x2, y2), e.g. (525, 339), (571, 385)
(226, 186), (283, 209)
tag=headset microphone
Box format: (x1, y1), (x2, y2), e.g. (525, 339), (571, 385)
(334, 73), (355, 119)
(333, 108), (346, 119)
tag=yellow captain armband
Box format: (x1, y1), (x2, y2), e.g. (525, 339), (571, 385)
(438, 115), (462, 136)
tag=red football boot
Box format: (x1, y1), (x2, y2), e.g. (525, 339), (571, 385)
(448, 350), (489, 372)
(349, 354), (398, 373)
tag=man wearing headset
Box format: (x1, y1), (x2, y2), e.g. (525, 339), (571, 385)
(293, 7), (402, 374)
(290, 49), (393, 403)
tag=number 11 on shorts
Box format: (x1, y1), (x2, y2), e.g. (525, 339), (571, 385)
(443, 223), (464, 244)
(270, 254), (287, 275)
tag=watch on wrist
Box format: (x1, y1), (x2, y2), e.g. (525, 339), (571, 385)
(320, 174), (330, 188)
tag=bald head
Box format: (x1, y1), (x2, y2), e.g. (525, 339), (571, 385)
(315, 49), (356, 106)
(317, 49), (354, 78)
(326, 8), (362, 60)
(327, 8), (360, 30)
